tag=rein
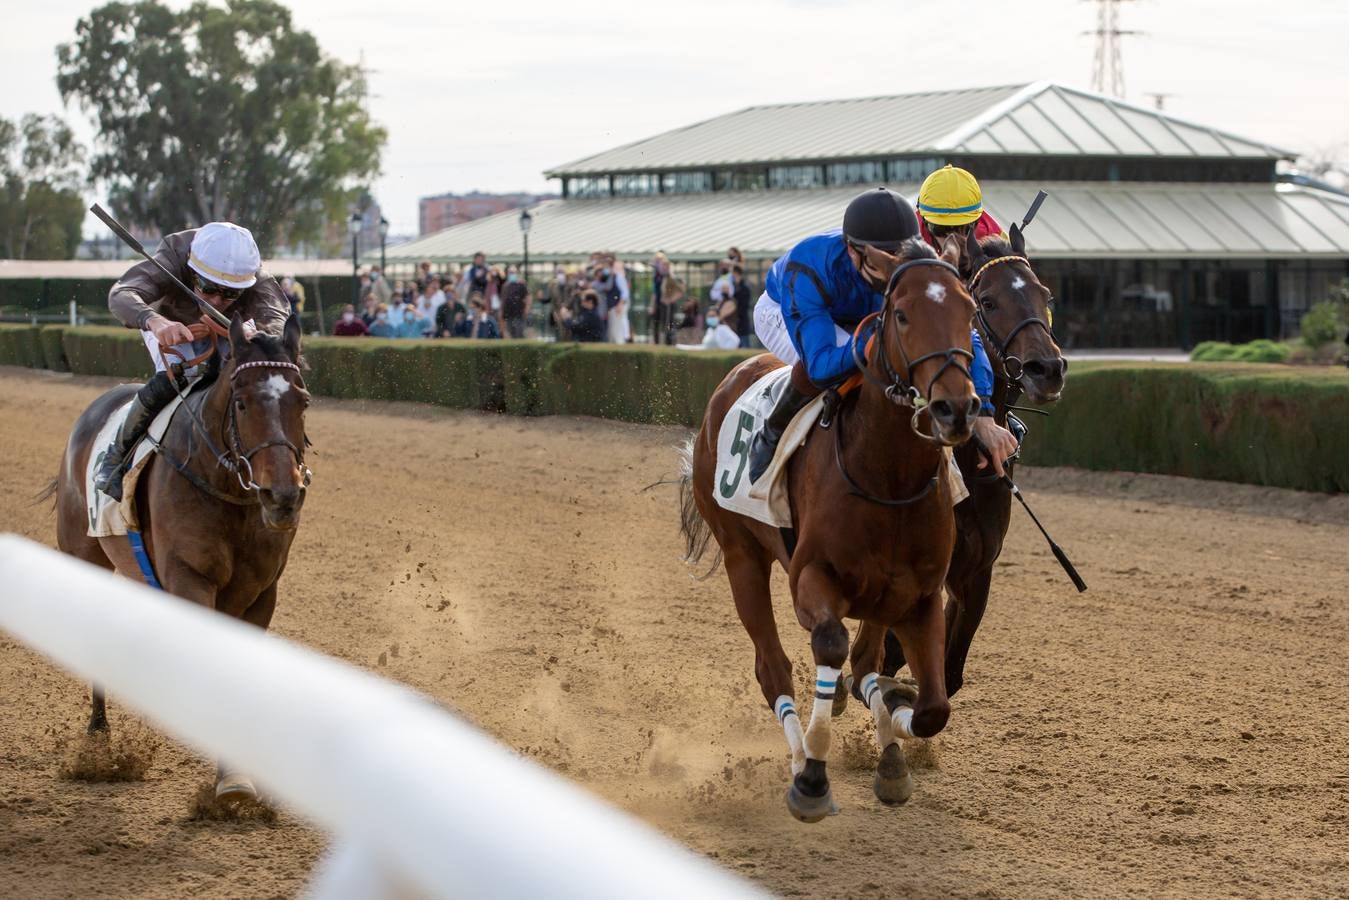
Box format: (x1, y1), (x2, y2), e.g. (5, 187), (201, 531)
(967, 254), (1052, 382)
(158, 354), (311, 504)
(832, 256), (971, 506)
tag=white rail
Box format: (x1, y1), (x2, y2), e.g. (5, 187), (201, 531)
(0, 535), (760, 899)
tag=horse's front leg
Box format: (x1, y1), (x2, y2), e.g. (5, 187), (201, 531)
(213, 581), (279, 803)
(850, 623), (915, 805)
(787, 564), (850, 823)
(944, 565), (993, 698)
(890, 592), (951, 739)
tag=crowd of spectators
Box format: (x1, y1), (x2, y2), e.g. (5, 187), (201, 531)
(333, 255), (525, 341)
(328, 246), (759, 351)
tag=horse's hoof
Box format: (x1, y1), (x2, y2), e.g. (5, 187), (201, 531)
(873, 742), (914, 805)
(831, 673), (853, 717)
(785, 783), (837, 823)
(215, 774), (257, 802)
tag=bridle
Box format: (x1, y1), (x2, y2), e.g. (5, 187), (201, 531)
(850, 257), (976, 437)
(226, 360), (312, 494)
(160, 356), (312, 504)
(967, 254), (1052, 382)
(833, 256), (975, 507)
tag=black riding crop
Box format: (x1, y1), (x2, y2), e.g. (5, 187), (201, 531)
(90, 203), (232, 329)
(976, 441), (1087, 593)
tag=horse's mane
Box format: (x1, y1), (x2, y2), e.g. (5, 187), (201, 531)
(978, 235), (1016, 258)
(242, 330), (290, 360)
(898, 237), (937, 262)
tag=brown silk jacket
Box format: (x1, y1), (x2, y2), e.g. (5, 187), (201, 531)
(108, 229), (291, 335)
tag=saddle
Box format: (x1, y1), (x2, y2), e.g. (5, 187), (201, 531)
(85, 387), (194, 538)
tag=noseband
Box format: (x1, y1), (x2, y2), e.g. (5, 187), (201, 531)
(967, 254), (1052, 381)
(854, 258), (975, 438)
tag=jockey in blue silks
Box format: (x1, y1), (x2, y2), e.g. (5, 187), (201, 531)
(747, 187), (1018, 484)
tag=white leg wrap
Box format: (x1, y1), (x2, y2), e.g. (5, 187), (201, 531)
(891, 706), (916, 740)
(774, 695), (806, 776)
(860, 673), (897, 749)
(803, 666), (841, 760)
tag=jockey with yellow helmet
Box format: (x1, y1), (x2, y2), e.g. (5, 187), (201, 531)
(93, 222), (292, 500)
(916, 164), (1004, 252)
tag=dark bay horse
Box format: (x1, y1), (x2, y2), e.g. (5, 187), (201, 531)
(884, 226), (1067, 696)
(51, 314), (310, 801)
(681, 237), (979, 822)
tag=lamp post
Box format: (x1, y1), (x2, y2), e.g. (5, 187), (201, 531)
(379, 216), (389, 273)
(518, 207), (534, 337)
(348, 212), (362, 307)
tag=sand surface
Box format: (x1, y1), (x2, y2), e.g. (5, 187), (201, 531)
(1, 367), (1346, 898)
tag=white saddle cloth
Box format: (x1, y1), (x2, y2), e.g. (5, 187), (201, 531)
(86, 392), (186, 537)
(712, 366), (969, 529)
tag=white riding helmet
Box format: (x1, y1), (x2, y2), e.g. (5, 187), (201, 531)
(188, 222), (260, 289)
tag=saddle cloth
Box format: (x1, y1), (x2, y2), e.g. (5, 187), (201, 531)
(713, 366), (969, 529)
(86, 392), (186, 537)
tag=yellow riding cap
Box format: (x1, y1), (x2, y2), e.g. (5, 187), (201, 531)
(917, 165), (984, 226)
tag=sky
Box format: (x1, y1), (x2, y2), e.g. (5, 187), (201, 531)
(2, 0), (1347, 239)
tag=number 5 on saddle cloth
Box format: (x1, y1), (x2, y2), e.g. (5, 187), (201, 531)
(713, 366), (968, 529)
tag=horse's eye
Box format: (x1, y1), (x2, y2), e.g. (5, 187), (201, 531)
(235, 399), (246, 412)
(980, 296), (998, 312)
(893, 308), (908, 324)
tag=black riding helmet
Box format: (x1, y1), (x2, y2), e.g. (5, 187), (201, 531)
(842, 187), (920, 252)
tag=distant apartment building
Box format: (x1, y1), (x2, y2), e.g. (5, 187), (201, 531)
(418, 192), (553, 236)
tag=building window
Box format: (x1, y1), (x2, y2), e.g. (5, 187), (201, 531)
(661, 171), (713, 194)
(769, 165), (826, 190)
(714, 168), (768, 192)
(887, 157), (944, 184)
(613, 173), (660, 196)
(827, 160), (887, 186)
(567, 176), (610, 198)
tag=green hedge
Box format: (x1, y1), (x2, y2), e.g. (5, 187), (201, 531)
(1020, 363), (1349, 492)
(4, 327), (1345, 492)
(0, 324), (45, 368)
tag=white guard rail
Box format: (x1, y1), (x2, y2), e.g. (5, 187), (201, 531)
(0, 534), (761, 899)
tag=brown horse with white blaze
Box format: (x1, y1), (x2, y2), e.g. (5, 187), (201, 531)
(680, 236), (978, 821)
(50, 314), (310, 801)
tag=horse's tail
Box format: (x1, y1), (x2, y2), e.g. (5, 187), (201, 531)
(678, 436), (722, 579)
(33, 478), (58, 509)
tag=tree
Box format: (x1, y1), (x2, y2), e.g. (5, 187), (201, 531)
(0, 114), (87, 259)
(57, 0), (386, 254)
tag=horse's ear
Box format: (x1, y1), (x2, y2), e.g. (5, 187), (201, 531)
(965, 227), (984, 267)
(861, 243), (899, 280)
(1009, 222), (1026, 257)
(939, 234), (962, 267)
(282, 313), (302, 362)
(228, 312), (247, 351)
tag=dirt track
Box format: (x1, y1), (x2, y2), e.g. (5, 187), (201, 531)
(1, 367), (1346, 899)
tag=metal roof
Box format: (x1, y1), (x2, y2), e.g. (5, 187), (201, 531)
(545, 82), (1294, 177)
(385, 181), (1349, 264)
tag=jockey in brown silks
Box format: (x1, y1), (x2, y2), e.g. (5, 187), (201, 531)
(93, 222), (291, 500)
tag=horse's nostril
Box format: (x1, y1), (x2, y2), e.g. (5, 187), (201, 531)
(929, 399), (953, 421)
(966, 397), (981, 418)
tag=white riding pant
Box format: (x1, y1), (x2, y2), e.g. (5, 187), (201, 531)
(141, 329), (225, 377)
(752, 292), (851, 366)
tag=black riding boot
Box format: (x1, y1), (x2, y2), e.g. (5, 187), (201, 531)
(747, 383), (816, 485)
(93, 371), (178, 501)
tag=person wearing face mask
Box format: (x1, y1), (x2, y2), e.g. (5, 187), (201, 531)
(333, 303), (369, 336)
(745, 187), (1012, 485)
(368, 303), (395, 337)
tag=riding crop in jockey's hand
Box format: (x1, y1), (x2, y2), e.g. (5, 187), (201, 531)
(90, 204), (232, 329)
(1020, 191), (1049, 232)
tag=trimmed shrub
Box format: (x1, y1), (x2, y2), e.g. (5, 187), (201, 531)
(1190, 341), (1238, 362)
(38, 326), (69, 372)
(0, 324), (44, 368)
(1021, 363), (1349, 492)
(1299, 301), (1344, 349)
(61, 326), (153, 379)
(1231, 339), (1291, 364)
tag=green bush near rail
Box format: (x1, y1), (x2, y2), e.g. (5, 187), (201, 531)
(60, 326), (153, 380)
(11, 327), (1346, 491)
(0, 324), (45, 368)
(1020, 363), (1349, 492)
